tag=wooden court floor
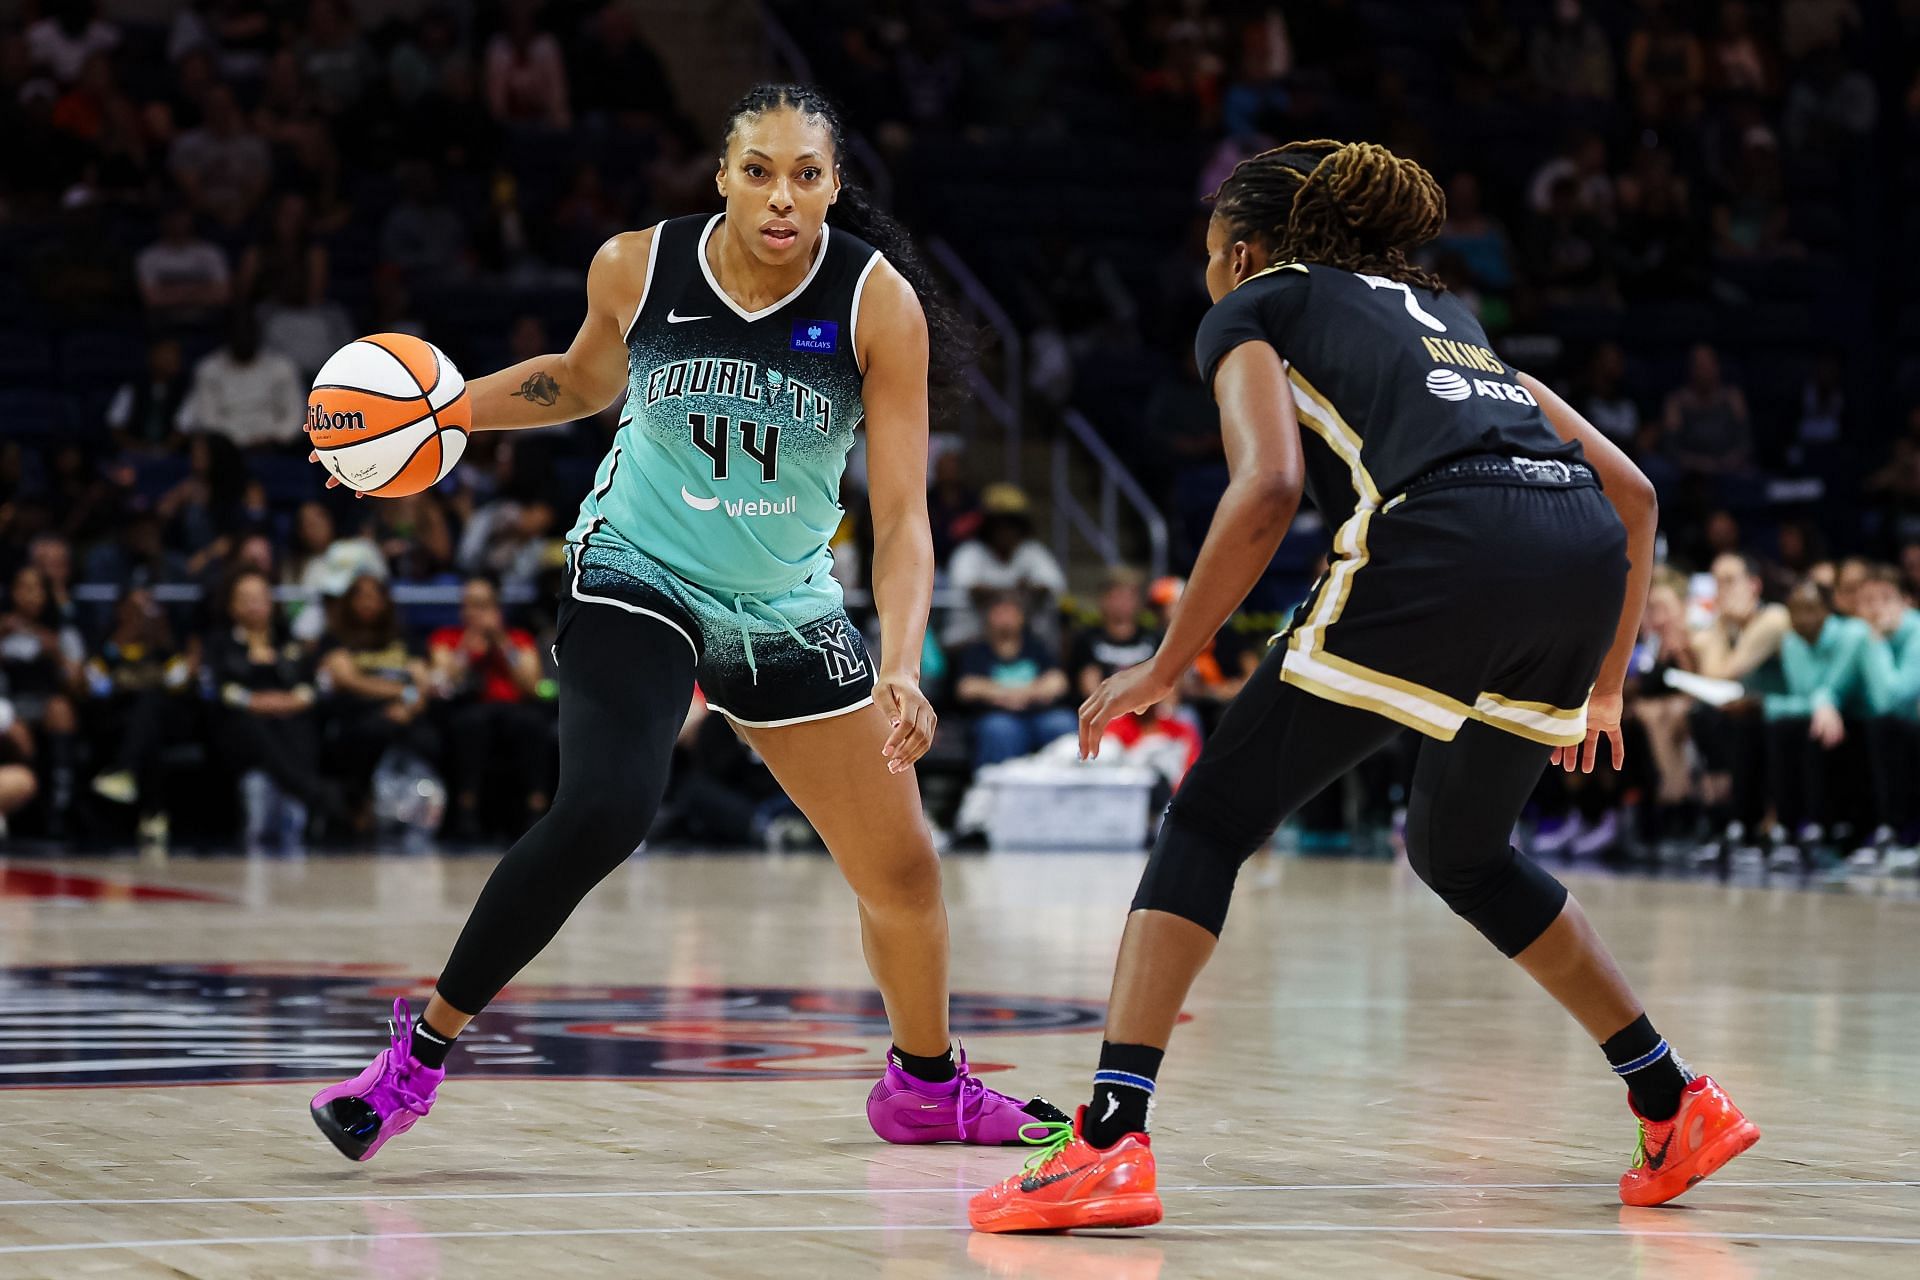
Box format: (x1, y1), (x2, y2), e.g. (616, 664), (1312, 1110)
(0, 850), (1914, 1278)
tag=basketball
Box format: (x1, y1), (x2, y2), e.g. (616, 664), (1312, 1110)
(307, 334), (470, 497)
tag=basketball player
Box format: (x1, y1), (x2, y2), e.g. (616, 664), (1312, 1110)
(970, 141), (1758, 1232)
(310, 85), (1063, 1161)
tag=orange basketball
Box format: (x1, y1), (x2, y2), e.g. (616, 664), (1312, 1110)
(307, 334), (470, 497)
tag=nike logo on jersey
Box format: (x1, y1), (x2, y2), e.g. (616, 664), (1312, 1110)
(1019, 1163), (1092, 1194)
(667, 310), (711, 324)
(680, 485), (720, 511)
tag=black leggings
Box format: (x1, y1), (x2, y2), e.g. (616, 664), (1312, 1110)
(1135, 643), (1569, 957)
(436, 601), (696, 1013)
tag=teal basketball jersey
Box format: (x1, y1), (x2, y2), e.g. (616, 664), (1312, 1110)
(568, 213), (880, 597)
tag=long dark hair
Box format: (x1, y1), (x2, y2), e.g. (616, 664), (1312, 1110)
(718, 84), (972, 385)
(1212, 140), (1447, 291)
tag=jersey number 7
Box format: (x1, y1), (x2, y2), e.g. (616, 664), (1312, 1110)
(689, 413), (782, 483)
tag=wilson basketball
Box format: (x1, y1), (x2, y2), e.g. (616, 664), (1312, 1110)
(307, 334), (470, 497)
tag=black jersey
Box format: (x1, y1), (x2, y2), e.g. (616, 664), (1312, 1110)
(1193, 262), (1583, 522)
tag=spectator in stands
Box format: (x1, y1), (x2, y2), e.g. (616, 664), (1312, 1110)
(1528, 0), (1615, 104)
(1070, 568), (1161, 700)
(428, 575), (550, 838)
(317, 573), (437, 829)
(28, 534), (77, 630)
(955, 593), (1077, 769)
(208, 567), (332, 841)
(176, 309), (305, 449)
(136, 205), (231, 323)
(25, 0), (117, 84)
(1631, 571), (1698, 817)
(1, 566), (83, 727)
(237, 191), (327, 306)
(1713, 126), (1798, 259)
(1627, 0), (1705, 116)
(1859, 566), (1920, 851)
(380, 162), (470, 284)
(294, 0), (373, 120)
(1764, 579), (1870, 844)
(1580, 342), (1640, 448)
(106, 338), (188, 452)
(85, 584), (198, 812)
(485, 0), (571, 130)
(284, 500), (387, 642)
(926, 447), (983, 565)
(1431, 172), (1516, 299)
(1527, 173), (1619, 308)
(1101, 687), (1203, 795)
(370, 494), (456, 583)
(1707, 1), (1773, 98)
(571, 1), (674, 127)
(167, 83), (270, 229)
(1661, 344), (1753, 476)
(1528, 131), (1614, 223)
(1781, 0), (1862, 61)
(946, 484), (1067, 647)
(1613, 141), (1703, 300)
(1454, 0), (1526, 105)
(0, 694), (35, 832)
(1783, 42), (1877, 154)
(1865, 404), (1920, 518)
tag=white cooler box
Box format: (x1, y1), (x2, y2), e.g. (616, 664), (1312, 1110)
(972, 761), (1157, 850)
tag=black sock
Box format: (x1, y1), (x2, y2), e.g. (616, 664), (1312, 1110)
(889, 1043), (956, 1084)
(1602, 1014), (1690, 1121)
(1083, 1042), (1164, 1149)
(410, 1019), (455, 1070)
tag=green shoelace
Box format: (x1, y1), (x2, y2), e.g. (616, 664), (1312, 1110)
(1017, 1118), (1077, 1171)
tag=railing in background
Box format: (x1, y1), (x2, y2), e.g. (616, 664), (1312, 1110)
(927, 237), (1023, 485)
(1054, 409), (1169, 581)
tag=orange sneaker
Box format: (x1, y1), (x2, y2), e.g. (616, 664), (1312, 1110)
(969, 1108), (1162, 1233)
(1618, 1076), (1760, 1207)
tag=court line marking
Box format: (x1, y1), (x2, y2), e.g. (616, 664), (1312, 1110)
(1, 1179), (1913, 1208)
(3, 1221), (1919, 1256)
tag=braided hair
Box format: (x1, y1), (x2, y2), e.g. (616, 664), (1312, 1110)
(1210, 140), (1447, 291)
(719, 84), (971, 382)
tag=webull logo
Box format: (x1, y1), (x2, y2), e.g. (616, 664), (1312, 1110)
(724, 495), (797, 518)
(306, 404), (367, 433)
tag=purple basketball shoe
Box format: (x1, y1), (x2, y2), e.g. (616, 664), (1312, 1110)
(866, 1044), (1068, 1146)
(311, 997), (445, 1161)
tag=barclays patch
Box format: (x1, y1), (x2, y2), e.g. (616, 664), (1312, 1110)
(791, 319), (838, 353)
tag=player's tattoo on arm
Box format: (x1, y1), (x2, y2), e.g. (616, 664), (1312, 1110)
(513, 372), (562, 406)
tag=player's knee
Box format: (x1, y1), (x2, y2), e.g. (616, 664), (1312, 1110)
(849, 843), (942, 917)
(549, 787), (658, 868)
(1129, 801), (1264, 937)
(1406, 819), (1568, 957)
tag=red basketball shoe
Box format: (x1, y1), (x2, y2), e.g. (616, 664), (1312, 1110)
(1618, 1076), (1760, 1206)
(969, 1107), (1161, 1233)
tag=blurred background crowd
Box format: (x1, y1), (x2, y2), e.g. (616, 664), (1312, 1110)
(2, 0), (1918, 869)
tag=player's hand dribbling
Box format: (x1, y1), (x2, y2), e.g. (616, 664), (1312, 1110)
(876, 673), (936, 774)
(1553, 687), (1625, 774)
(306, 450), (361, 497)
(1079, 663), (1176, 761)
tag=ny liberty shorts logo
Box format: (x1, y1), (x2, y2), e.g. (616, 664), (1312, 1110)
(791, 319), (838, 353)
(813, 617), (869, 686)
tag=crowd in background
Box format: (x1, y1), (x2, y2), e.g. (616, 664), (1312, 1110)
(2, 0), (1919, 862)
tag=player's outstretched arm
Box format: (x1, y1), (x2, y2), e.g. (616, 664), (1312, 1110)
(1080, 339), (1303, 757)
(1519, 369), (1658, 774)
(467, 230), (654, 432)
(857, 261), (938, 773)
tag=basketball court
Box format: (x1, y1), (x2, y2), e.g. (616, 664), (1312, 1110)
(0, 850), (1914, 1278)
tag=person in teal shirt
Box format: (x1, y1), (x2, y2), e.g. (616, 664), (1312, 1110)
(1858, 567), (1920, 850)
(1763, 580), (1871, 839)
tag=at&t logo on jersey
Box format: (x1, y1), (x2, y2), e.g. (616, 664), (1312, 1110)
(1426, 369), (1538, 407)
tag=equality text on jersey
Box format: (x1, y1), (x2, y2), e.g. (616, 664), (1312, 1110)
(643, 357), (834, 436)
